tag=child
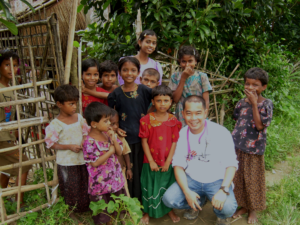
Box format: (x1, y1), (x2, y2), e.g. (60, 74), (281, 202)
(110, 109), (133, 196)
(81, 59), (109, 113)
(0, 49), (32, 206)
(99, 60), (118, 92)
(118, 29), (163, 85)
(139, 85), (181, 224)
(140, 68), (160, 89)
(45, 85), (90, 214)
(232, 68), (273, 224)
(82, 102), (125, 225)
(168, 46), (212, 126)
(108, 57), (152, 202)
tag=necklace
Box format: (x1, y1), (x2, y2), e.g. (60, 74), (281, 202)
(122, 84), (139, 99)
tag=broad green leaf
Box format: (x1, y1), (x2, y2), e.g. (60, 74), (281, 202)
(89, 200), (107, 216)
(77, 4), (84, 13)
(73, 41), (80, 48)
(103, 0), (112, 10)
(244, 8), (252, 14)
(199, 25), (210, 36)
(107, 201), (115, 214)
(233, 1), (243, 9)
(0, 18), (18, 35)
(154, 12), (159, 21)
(20, 0), (35, 12)
(125, 35), (131, 44)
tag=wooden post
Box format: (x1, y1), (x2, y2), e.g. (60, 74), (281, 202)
(135, 9), (142, 40)
(70, 47), (78, 88)
(78, 41), (83, 116)
(64, 0), (79, 84)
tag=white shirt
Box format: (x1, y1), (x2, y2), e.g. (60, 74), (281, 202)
(172, 120), (238, 183)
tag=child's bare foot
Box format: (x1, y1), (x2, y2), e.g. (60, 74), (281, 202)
(248, 210), (258, 224)
(232, 207), (247, 219)
(168, 210), (180, 223)
(140, 213), (150, 224)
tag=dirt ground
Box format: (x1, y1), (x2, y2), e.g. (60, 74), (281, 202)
(147, 160), (291, 225)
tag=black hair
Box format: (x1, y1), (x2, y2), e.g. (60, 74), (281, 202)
(142, 68), (160, 82)
(54, 84), (79, 104)
(244, 67), (269, 85)
(135, 29), (158, 51)
(84, 102), (112, 126)
(0, 49), (19, 67)
(183, 95), (206, 110)
(110, 108), (118, 117)
(82, 58), (100, 74)
(99, 60), (118, 78)
(118, 57), (140, 73)
(177, 46), (200, 64)
(152, 85), (173, 100)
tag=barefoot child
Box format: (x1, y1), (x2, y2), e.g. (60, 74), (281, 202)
(45, 85), (90, 214)
(108, 57), (152, 202)
(139, 85), (181, 224)
(83, 102), (125, 225)
(81, 59), (109, 113)
(232, 68), (273, 224)
(168, 46), (212, 126)
(110, 109), (133, 196)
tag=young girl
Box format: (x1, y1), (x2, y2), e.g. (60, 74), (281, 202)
(45, 85), (90, 214)
(231, 68), (273, 224)
(139, 85), (181, 224)
(81, 59), (109, 113)
(168, 46), (212, 126)
(118, 29), (163, 85)
(82, 102), (125, 225)
(108, 57), (152, 202)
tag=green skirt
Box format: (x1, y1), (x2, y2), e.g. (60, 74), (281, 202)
(141, 163), (176, 218)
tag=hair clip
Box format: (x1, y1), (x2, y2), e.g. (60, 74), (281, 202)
(193, 49), (196, 55)
(144, 33), (147, 37)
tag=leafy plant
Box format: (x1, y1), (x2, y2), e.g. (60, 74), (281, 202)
(90, 194), (143, 225)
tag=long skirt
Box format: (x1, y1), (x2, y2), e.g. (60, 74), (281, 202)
(233, 149), (266, 211)
(90, 187), (127, 225)
(57, 164), (90, 213)
(127, 142), (144, 202)
(141, 163), (175, 218)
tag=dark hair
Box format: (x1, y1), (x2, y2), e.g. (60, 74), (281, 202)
(84, 102), (112, 126)
(244, 67), (269, 85)
(54, 85), (79, 104)
(0, 49), (19, 67)
(152, 85), (172, 100)
(82, 58), (100, 74)
(99, 60), (118, 78)
(118, 57), (140, 73)
(183, 95), (206, 110)
(110, 108), (118, 117)
(142, 68), (160, 82)
(177, 46), (200, 64)
(135, 29), (158, 51)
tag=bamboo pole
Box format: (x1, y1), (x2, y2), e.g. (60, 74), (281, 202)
(64, 0), (79, 84)
(0, 140), (44, 154)
(70, 47), (78, 87)
(0, 117), (49, 131)
(28, 44), (51, 203)
(78, 41), (83, 116)
(135, 8), (142, 40)
(16, 0), (57, 20)
(204, 49), (209, 69)
(218, 64), (240, 91)
(220, 103), (225, 126)
(0, 80), (52, 93)
(0, 96), (45, 108)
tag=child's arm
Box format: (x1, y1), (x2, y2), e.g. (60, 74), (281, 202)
(202, 91), (210, 111)
(108, 130), (122, 156)
(160, 142), (177, 172)
(82, 87), (109, 99)
(90, 145), (115, 167)
(244, 90), (264, 130)
(124, 154), (133, 180)
(172, 68), (194, 103)
(141, 138), (159, 172)
(51, 143), (82, 153)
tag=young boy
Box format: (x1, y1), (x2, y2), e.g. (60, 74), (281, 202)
(140, 68), (160, 89)
(0, 49), (32, 206)
(110, 109), (133, 196)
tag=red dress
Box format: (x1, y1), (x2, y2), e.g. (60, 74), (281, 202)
(139, 113), (182, 166)
(82, 87), (109, 114)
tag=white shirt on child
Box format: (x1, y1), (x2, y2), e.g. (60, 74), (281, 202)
(172, 120), (238, 184)
(45, 114), (90, 166)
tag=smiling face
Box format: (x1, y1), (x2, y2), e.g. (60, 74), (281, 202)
(91, 115), (111, 132)
(138, 35), (157, 55)
(244, 78), (267, 96)
(0, 59), (18, 80)
(182, 101), (207, 134)
(57, 100), (77, 116)
(140, 74), (159, 89)
(119, 62), (140, 85)
(110, 114), (119, 132)
(101, 70), (117, 89)
(179, 55), (197, 71)
(152, 95), (172, 113)
(82, 66), (99, 89)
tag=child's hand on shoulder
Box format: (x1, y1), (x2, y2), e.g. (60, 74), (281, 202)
(126, 169), (133, 180)
(244, 89), (258, 105)
(182, 66), (194, 80)
(117, 128), (127, 137)
(149, 160), (159, 172)
(69, 144), (82, 153)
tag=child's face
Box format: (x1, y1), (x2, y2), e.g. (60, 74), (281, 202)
(57, 100), (77, 116)
(92, 115), (111, 132)
(82, 66), (99, 89)
(179, 55), (197, 71)
(138, 35), (157, 55)
(182, 101), (207, 134)
(152, 95), (172, 113)
(244, 78), (267, 96)
(110, 114), (119, 132)
(119, 62), (140, 84)
(101, 71), (117, 89)
(140, 74), (159, 89)
(0, 59), (19, 80)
